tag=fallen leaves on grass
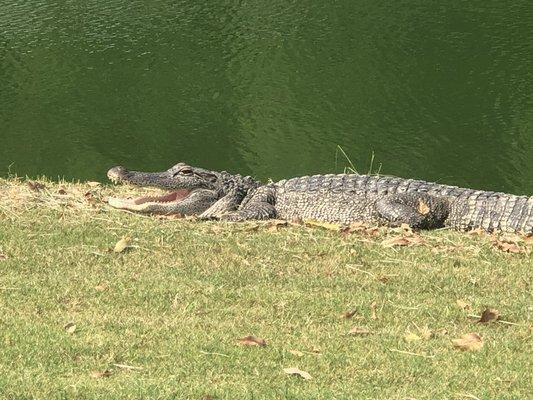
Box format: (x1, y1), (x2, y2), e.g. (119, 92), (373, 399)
(347, 326), (371, 335)
(64, 322), (76, 334)
(113, 236), (132, 253)
(478, 308), (500, 324)
(91, 370), (112, 378)
(283, 367), (312, 380)
(237, 335), (267, 347)
(0, 253), (8, 261)
(492, 236), (528, 254)
(340, 222), (380, 236)
(452, 333), (484, 351)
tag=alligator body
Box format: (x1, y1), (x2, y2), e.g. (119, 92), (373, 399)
(107, 163), (532, 234)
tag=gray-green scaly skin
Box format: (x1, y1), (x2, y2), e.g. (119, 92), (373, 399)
(107, 163), (532, 234)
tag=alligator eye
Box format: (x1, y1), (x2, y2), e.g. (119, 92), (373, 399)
(180, 169), (193, 175)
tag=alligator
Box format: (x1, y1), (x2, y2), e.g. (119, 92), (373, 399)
(107, 163), (532, 234)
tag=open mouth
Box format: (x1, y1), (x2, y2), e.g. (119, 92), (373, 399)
(107, 189), (191, 211)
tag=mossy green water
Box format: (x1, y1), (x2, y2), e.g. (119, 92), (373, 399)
(0, 179), (531, 399)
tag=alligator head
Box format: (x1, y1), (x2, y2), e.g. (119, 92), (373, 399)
(107, 163), (223, 214)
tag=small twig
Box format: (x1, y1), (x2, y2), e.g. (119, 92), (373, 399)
(199, 350), (230, 358)
(389, 348), (435, 358)
(467, 314), (520, 326)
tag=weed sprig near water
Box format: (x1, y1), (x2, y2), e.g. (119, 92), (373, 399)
(0, 178), (531, 399)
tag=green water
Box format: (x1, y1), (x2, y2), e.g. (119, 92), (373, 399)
(1, 1), (532, 194)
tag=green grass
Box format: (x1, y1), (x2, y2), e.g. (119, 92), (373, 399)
(0, 178), (531, 399)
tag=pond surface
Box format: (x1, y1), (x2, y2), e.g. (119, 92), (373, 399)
(1, 1), (532, 194)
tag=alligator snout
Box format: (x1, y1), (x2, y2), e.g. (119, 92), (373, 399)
(107, 166), (128, 182)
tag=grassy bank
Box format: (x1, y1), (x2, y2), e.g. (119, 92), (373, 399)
(0, 178), (531, 399)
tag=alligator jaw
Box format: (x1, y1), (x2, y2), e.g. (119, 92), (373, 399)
(108, 189), (191, 212)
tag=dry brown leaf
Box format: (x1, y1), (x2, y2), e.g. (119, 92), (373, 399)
(341, 222), (380, 236)
(58, 188), (68, 195)
(341, 309), (357, 319)
(0, 253), (8, 261)
(237, 335), (267, 347)
(95, 283), (108, 292)
(283, 367), (312, 380)
(27, 181), (46, 191)
(418, 325), (433, 340)
(456, 299), (472, 311)
(478, 308), (500, 323)
(304, 219), (341, 231)
(91, 370), (112, 378)
(381, 235), (424, 248)
(348, 326), (371, 335)
(493, 236), (527, 254)
(64, 322), (76, 334)
(113, 237), (132, 253)
(452, 333), (484, 351)
(288, 350), (304, 357)
(418, 199), (430, 215)
(404, 332), (422, 342)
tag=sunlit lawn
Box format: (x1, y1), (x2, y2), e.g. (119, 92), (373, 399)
(0, 178), (531, 399)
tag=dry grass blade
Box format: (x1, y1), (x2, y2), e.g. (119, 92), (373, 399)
(237, 335), (267, 347)
(113, 363), (143, 371)
(283, 367), (312, 380)
(452, 333), (483, 351)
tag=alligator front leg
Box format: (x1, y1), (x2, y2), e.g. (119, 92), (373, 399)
(375, 193), (450, 229)
(219, 186), (277, 221)
(199, 187), (248, 219)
